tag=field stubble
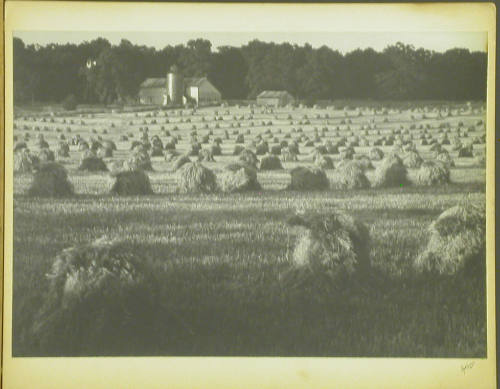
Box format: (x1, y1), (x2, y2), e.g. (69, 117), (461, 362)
(13, 186), (486, 356)
(12, 103), (487, 356)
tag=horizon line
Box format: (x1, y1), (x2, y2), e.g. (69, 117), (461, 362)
(13, 31), (488, 54)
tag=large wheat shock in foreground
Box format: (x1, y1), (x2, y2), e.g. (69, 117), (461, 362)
(286, 209), (371, 282)
(30, 237), (158, 355)
(415, 201), (485, 276)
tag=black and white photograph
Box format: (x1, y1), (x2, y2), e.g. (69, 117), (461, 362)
(3, 2), (496, 388)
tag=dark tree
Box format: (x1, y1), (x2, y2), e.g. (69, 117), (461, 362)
(12, 36), (488, 105)
(208, 46), (248, 99)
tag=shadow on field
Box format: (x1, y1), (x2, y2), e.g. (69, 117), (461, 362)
(13, 236), (486, 358)
(12, 188), (486, 358)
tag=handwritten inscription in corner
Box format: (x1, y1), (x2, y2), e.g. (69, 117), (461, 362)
(461, 361), (475, 375)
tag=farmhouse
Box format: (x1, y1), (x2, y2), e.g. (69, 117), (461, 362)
(256, 90), (295, 107)
(138, 65), (222, 107)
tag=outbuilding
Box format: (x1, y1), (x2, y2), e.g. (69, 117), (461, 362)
(138, 78), (167, 105)
(184, 77), (222, 107)
(256, 90), (295, 107)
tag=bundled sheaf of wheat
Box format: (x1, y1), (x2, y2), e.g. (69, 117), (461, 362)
(416, 161), (450, 186)
(288, 166), (329, 191)
(238, 148), (259, 167)
(30, 237), (157, 355)
(414, 200), (485, 276)
(14, 148), (39, 173)
(176, 162), (218, 194)
(402, 150), (423, 168)
(217, 163), (261, 193)
(368, 147), (384, 161)
(125, 148), (153, 171)
(331, 161), (370, 190)
(78, 154), (108, 172)
(372, 155), (408, 188)
(281, 147), (298, 162)
(282, 210), (371, 288)
(313, 153), (335, 169)
(108, 169), (153, 195)
(435, 150), (455, 168)
(28, 162), (74, 197)
(198, 148), (215, 162)
(259, 153), (283, 170)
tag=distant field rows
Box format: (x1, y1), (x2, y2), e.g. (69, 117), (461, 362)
(14, 165), (485, 195)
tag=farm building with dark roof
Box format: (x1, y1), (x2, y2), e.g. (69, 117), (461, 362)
(139, 67), (222, 107)
(138, 78), (167, 105)
(257, 90), (295, 107)
(183, 77), (222, 106)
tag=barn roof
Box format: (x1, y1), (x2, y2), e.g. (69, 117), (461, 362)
(184, 77), (207, 87)
(140, 78), (166, 88)
(257, 90), (293, 99)
(139, 76), (220, 92)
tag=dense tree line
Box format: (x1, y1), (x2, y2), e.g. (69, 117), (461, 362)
(13, 37), (487, 105)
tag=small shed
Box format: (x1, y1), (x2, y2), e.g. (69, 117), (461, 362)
(138, 78), (167, 105)
(256, 91), (295, 107)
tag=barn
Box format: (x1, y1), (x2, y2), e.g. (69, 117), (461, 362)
(256, 91), (295, 107)
(184, 77), (222, 106)
(138, 67), (222, 107)
(138, 78), (167, 105)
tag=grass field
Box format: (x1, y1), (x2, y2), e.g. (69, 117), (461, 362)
(12, 102), (487, 357)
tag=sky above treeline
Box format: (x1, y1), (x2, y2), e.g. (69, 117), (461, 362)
(14, 31), (487, 54)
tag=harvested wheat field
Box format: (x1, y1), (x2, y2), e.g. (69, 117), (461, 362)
(12, 101), (487, 357)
